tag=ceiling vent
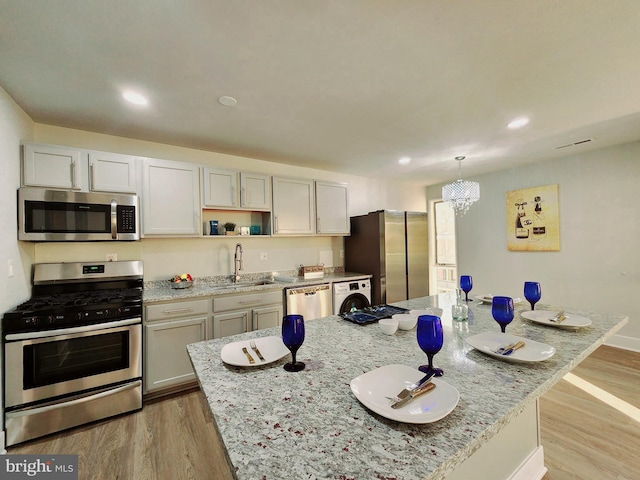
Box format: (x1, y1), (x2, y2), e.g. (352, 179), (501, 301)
(555, 138), (593, 149)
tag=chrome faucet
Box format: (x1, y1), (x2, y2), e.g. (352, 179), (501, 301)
(233, 243), (243, 283)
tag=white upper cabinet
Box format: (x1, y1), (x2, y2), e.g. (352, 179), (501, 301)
(88, 151), (137, 193)
(240, 172), (271, 210)
(315, 180), (349, 235)
(22, 143), (87, 191)
(202, 167), (238, 208)
(22, 143), (137, 193)
(141, 157), (201, 236)
(203, 168), (271, 211)
(272, 176), (315, 236)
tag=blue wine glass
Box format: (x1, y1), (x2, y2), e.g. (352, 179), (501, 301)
(417, 315), (444, 377)
(492, 296), (514, 333)
(524, 281), (541, 311)
(282, 314), (305, 372)
(460, 275), (473, 302)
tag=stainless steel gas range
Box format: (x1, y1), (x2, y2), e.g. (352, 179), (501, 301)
(2, 260), (143, 446)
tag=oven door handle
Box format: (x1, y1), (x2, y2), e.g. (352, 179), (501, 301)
(5, 380), (142, 419)
(4, 317), (141, 341)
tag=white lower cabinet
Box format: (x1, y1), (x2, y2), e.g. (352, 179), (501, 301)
(213, 290), (284, 338)
(144, 298), (209, 395)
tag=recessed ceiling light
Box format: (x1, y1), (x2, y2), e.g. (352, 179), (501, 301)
(122, 90), (148, 106)
(398, 156), (411, 165)
(219, 96), (238, 107)
(507, 117), (529, 129)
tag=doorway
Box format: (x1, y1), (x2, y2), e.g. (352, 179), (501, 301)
(429, 200), (457, 295)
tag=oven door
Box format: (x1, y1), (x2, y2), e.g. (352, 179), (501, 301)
(4, 319), (141, 408)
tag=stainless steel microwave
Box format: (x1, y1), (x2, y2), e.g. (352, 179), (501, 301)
(18, 187), (140, 241)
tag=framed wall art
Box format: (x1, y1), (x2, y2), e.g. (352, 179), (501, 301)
(506, 184), (559, 251)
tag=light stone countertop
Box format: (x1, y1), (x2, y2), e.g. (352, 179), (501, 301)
(187, 292), (628, 480)
(143, 271), (371, 304)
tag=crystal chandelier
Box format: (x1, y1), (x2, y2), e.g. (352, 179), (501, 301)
(442, 156), (480, 216)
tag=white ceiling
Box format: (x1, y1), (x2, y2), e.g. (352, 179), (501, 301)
(2, 0), (640, 186)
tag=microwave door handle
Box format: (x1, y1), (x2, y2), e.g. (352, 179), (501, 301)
(111, 200), (117, 239)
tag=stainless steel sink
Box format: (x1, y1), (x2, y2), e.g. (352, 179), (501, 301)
(211, 280), (275, 290)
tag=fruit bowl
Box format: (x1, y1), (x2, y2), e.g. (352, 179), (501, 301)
(170, 281), (193, 289)
(170, 273), (193, 289)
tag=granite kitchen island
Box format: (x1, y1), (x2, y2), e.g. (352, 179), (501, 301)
(187, 292), (628, 479)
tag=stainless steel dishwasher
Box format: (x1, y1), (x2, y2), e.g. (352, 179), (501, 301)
(284, 283), (332, 320)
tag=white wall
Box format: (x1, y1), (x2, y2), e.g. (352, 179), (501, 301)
(0, 86), (34, 451)
(427, 141), (640, 346)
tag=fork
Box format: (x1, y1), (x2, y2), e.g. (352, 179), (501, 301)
(250, 340), (265, 361)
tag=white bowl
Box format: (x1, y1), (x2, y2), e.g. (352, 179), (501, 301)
(378, 318), (398, 335)
(393, 313), (417, 330)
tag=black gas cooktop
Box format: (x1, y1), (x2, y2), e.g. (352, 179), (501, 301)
(2, 288), (143, 334)
(339, 304), (410, 325)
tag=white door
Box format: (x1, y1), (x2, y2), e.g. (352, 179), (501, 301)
(144, 316), (207, 392)
(315, 181), (349, 235)
(272, 177), (315, 235)
(240, 172), (271, 210)
(202, 167), (238, 208)
(89, 151), (137, 193)
(141, 158), (201, 235)
(22, 143), (86, 190)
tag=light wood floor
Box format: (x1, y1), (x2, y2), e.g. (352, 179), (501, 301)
(540, 345), (640, 480)
(8, 345), (640, 480)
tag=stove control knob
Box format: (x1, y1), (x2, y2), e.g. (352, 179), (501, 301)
(24, 316), (39, 328)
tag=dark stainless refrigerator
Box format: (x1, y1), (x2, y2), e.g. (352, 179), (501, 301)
(344, 210), (429, 305)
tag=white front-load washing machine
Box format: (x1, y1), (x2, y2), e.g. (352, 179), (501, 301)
(333, 279), (372, 315)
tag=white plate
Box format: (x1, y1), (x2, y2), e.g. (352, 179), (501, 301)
(465, 332), (556, 363)
(521, 310), (592, 329)
(220, 336), (290, 367)
(350, 364), (459, 424)
(475, 295), (523, 305)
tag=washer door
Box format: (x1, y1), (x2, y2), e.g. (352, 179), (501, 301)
(338, 293), (371, 314)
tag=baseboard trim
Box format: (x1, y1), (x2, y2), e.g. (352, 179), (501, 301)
(604, 334), (640, 353)
(508, 445), (547, 480)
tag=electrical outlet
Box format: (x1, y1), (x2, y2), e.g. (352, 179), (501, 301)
(106, 253), (117, 262)
(260, 252), (268, 261)
(8, 259), (15, 278)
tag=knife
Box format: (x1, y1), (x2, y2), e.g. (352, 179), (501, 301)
(241, 347), (255, 364)
(391, 382), (436, 409)
(392, 371), (435, 403)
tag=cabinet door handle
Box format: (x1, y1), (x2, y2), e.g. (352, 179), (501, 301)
(274, 216), (278, 234)
(241, 186), (246, 206)
(90, 162), (95, 189)
(70, 160), (77, 189)
(231, 185), (236, 206)
(317, 217), (321, 233)
(161, 308), (194, 315)
(244, 313), (249, 333)
(239, 300), (262, 306)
